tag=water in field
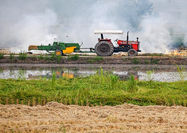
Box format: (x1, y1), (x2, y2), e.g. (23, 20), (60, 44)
(0, 66), (186, 82)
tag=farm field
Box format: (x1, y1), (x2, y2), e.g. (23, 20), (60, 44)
(0, 56), (187, 133)
(0, 71), (187, 106)
(1, 0), (187, 132)
(0, 64), (187, 132)
(0, 102), (187, 133)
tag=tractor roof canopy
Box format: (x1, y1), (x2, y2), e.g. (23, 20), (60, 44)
(94, 30), (123, 34)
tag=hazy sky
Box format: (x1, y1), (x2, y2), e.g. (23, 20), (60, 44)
(0, 0), (186, 52)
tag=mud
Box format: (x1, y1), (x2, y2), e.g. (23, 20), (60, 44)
(0, 102), (186, 133)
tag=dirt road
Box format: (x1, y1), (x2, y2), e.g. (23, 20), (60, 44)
(0, 102), (186, 133)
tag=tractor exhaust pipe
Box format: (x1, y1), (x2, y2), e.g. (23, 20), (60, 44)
(101, 33), (104, 39)
(127, 31), (129, 45)
(137, 37), (139, 50)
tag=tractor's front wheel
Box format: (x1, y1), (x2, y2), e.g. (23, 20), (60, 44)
(55, 50), (62, 56)
(95, 41), (114, 56)
(128, 49), (138, 56)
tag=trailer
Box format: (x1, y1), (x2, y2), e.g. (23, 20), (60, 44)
(28, 42), (80, 56)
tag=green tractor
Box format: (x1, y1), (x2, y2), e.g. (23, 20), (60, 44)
(28, 42), (80, 56)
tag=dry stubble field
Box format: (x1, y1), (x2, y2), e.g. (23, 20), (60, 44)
(0, 102), (187, 133)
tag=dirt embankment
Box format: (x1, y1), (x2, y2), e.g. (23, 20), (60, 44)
(0, 102), (186, 133)
(0, 56), (187, 65)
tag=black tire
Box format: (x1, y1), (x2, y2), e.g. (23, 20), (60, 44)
(95, 41), (114, 56)
(128, 49), (138, 56)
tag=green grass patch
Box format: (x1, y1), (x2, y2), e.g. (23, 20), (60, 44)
(9, 53), (15, 60)
(38, 54), (62, 63)
(141, 53), (164, 56)
(88, 56), (103, 63)
(132, 58), (140, 64)
(0, 53), (4, 59)
(50, 53), (62, 63)
(44, 55), (50, 61)
(150, 58), (159, 64)
(38, 54), (44, 60)
(18, 52), (27, 60)
(67, 54), (79, 61)
(0, 71), (186, 106)
(50, 52), (58, 60)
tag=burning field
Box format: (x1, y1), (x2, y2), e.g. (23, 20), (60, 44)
(0, 102), (186, 133)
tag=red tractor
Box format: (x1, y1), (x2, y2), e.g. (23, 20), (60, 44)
(94, 30), (141, 56)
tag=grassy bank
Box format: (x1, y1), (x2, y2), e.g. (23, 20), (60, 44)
(0, 54), (187, 65)
(0, 71), (186, 106)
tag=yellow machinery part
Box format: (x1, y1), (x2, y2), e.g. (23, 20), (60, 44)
(55, 51), (62, 56)
(28, 45), (38, 50)
(63, 46), (76, 54)
(55, 71), (74, 79)
(62, 73), (74, 79)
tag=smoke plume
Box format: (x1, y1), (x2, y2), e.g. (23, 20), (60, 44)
(0, 0), (186, 53)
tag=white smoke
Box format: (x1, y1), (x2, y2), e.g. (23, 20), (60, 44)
(0, 0), (186, 53)
(0, 0), (58, 52)
(14, 10), (57, 49)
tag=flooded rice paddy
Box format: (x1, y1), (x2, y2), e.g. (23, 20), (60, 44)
(0, 65), (186, 82)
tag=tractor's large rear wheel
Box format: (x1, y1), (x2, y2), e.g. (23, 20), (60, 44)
(95, 41), (114, 56)
(128, 49), (138, 56)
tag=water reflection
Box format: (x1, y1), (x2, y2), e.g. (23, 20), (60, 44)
(0, 68), (186, 82)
